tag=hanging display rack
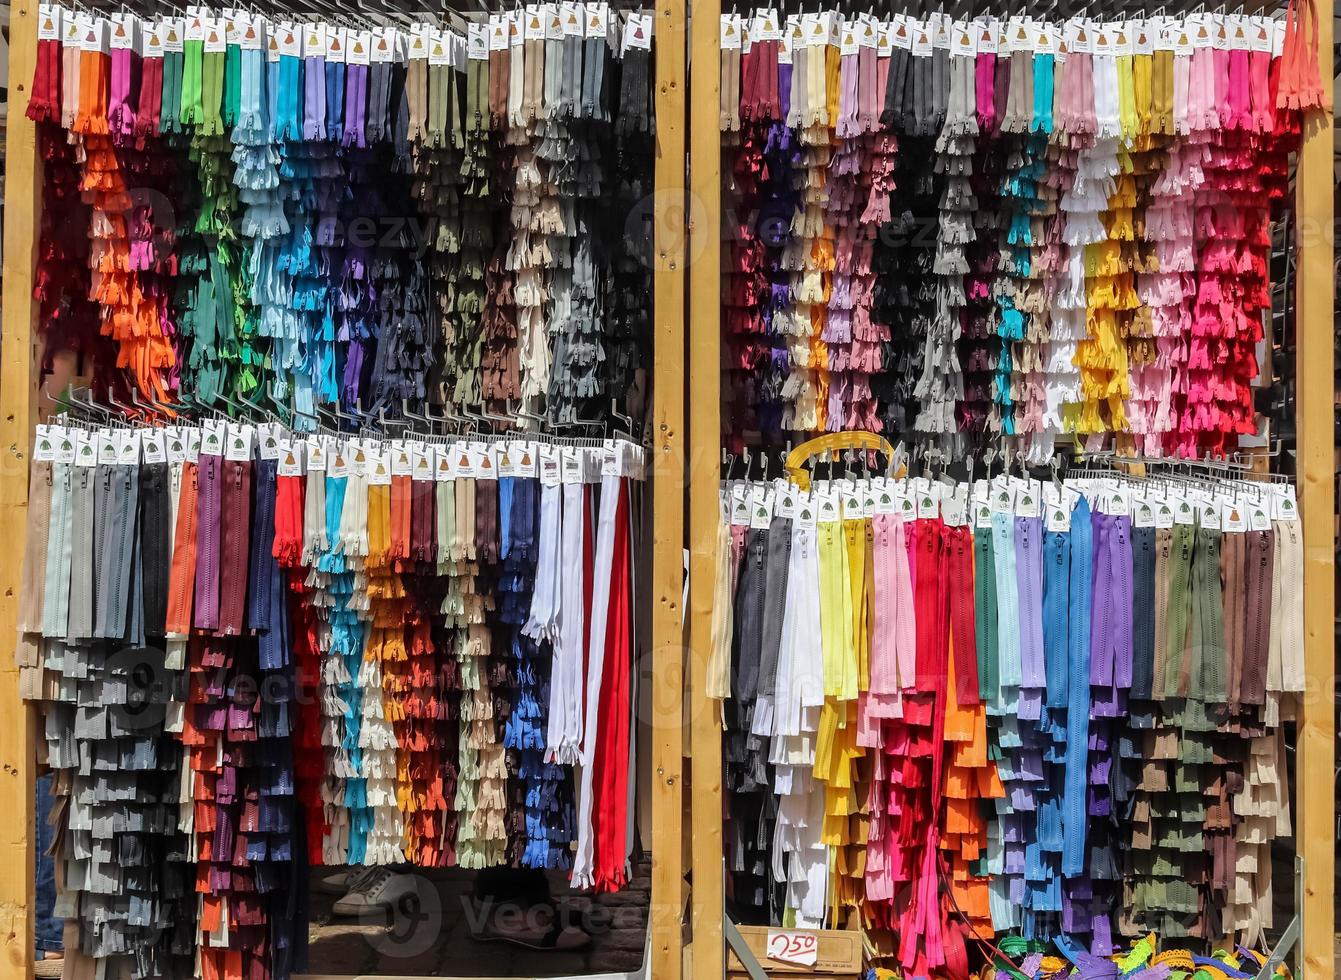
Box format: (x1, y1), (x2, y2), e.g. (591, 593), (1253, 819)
(0, 0), (1331, 975)
(683, 0), (1333, 975)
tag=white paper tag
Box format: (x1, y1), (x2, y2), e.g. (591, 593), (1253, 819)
(467, 23), (488, 60)
(432, 445), (453, 482)
(367, 446), (392, 485)
(749, 485), (775, 529)
(539, 445), (562, 487)
(98, 429), (119, 466)
(53, 426), (77, 465)
(38, 4), (61, 42)
(142, 430), (167, 465)
(951, 22), (976, 57)
(1274, 484), (1299, 522)
(475, 443), (498, 480)
(721, 13), (742, 50)
(1045, 498), (1071, 532)
(348, 30), (372, 65)
(278, 438), (305, 477)
(76, 430), (98, 468)
(34, 425), (56, 462)
(225, 424), (254, 461)
(911, 19), (933, 55)
(562, 1), (584, 37)
(624, 11), (651, 50)
(524, 7), (545, 41)
(326, 25), (346, 62)
(200, 420), (225, 457)
(585, 2), (608, 40)
(257, 422), (281, 460)
(812, 489), (838, 524)
(110, 13), (134, 50)
(116, 430), (141, 466)
(1248, 500), (1272, 531)
(305, 435), (327, 472)
(729, 483), (750, 527)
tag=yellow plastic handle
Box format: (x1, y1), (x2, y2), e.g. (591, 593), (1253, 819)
(783, 432), (896, 491)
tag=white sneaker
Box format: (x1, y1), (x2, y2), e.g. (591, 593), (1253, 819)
(332, 867), (419, 917)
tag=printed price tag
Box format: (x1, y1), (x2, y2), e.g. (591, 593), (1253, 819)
(467, 23), (488, 60)
(585, 2), (607, 40)
(750, 485), (775, 529)
(721, 13), (742, 49)
(75, 430), (97, 468)
(306, 435), (327, 472)
(97, 429), (119, 466)
(512, 441), (537, 478)
(53, 426), (77, 465)
(474, 443), (498, 480)
(1274, 484), (1298, 522)
(34, 425), (56, 462)
(117, 429), (142, 466)
(1249, 501), (1272, 531)
(278, 438), (305, 477)
(38, 4), (61, 41)
(201, 420), (226, 457)
(258, 422), (281, 460)
(225, 424), (254, 461)
(766, 930), (818, 968)
(625, 12), (652, 50)
(142, 430), (167, 464)
(539, 445), (562, 487)
(434, 445), (455, 481)
(562, 1), (584, 37)
(1045, 499), (1070, 532)
(326, 25), (346, 62)
(367, 446), (392, 485)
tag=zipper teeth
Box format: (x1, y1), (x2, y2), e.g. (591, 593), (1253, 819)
(1251, 531), (1269, 690)
(202, 459), (219, 631)
(169, 476), (195, 631)
(224, 461), (245, 635)
(110, 468), (133, 638)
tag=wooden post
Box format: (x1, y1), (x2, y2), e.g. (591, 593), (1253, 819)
(687, 0), (725, 976)
(650, 0), (687, 975)
(0, 0), (42, 977)
(1291, 5), (1334, 974)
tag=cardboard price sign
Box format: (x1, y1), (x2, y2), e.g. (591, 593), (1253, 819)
(766, 930), (818, 967)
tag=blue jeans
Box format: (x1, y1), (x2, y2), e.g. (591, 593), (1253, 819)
(36, 773), (62, 954)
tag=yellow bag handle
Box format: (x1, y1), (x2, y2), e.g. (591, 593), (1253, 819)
(784, 432), (896, 491)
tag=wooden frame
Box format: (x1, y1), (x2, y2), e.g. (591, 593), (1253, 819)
(0, 2), (690, 979)
(0, 0), (1334, 977)
(680, 6), (1336, 978)
(687, 0), (726, 977)
(1290, 4), (1334, 972)
(649, 0), (688, 974)
(2, 0), (43, 977)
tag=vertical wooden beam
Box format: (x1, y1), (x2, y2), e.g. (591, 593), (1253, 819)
(0, 1), (42, 978)
(650, 0), (687, 976)
(687, 0), (724, 976)
(1292, 5), (1334, 974)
